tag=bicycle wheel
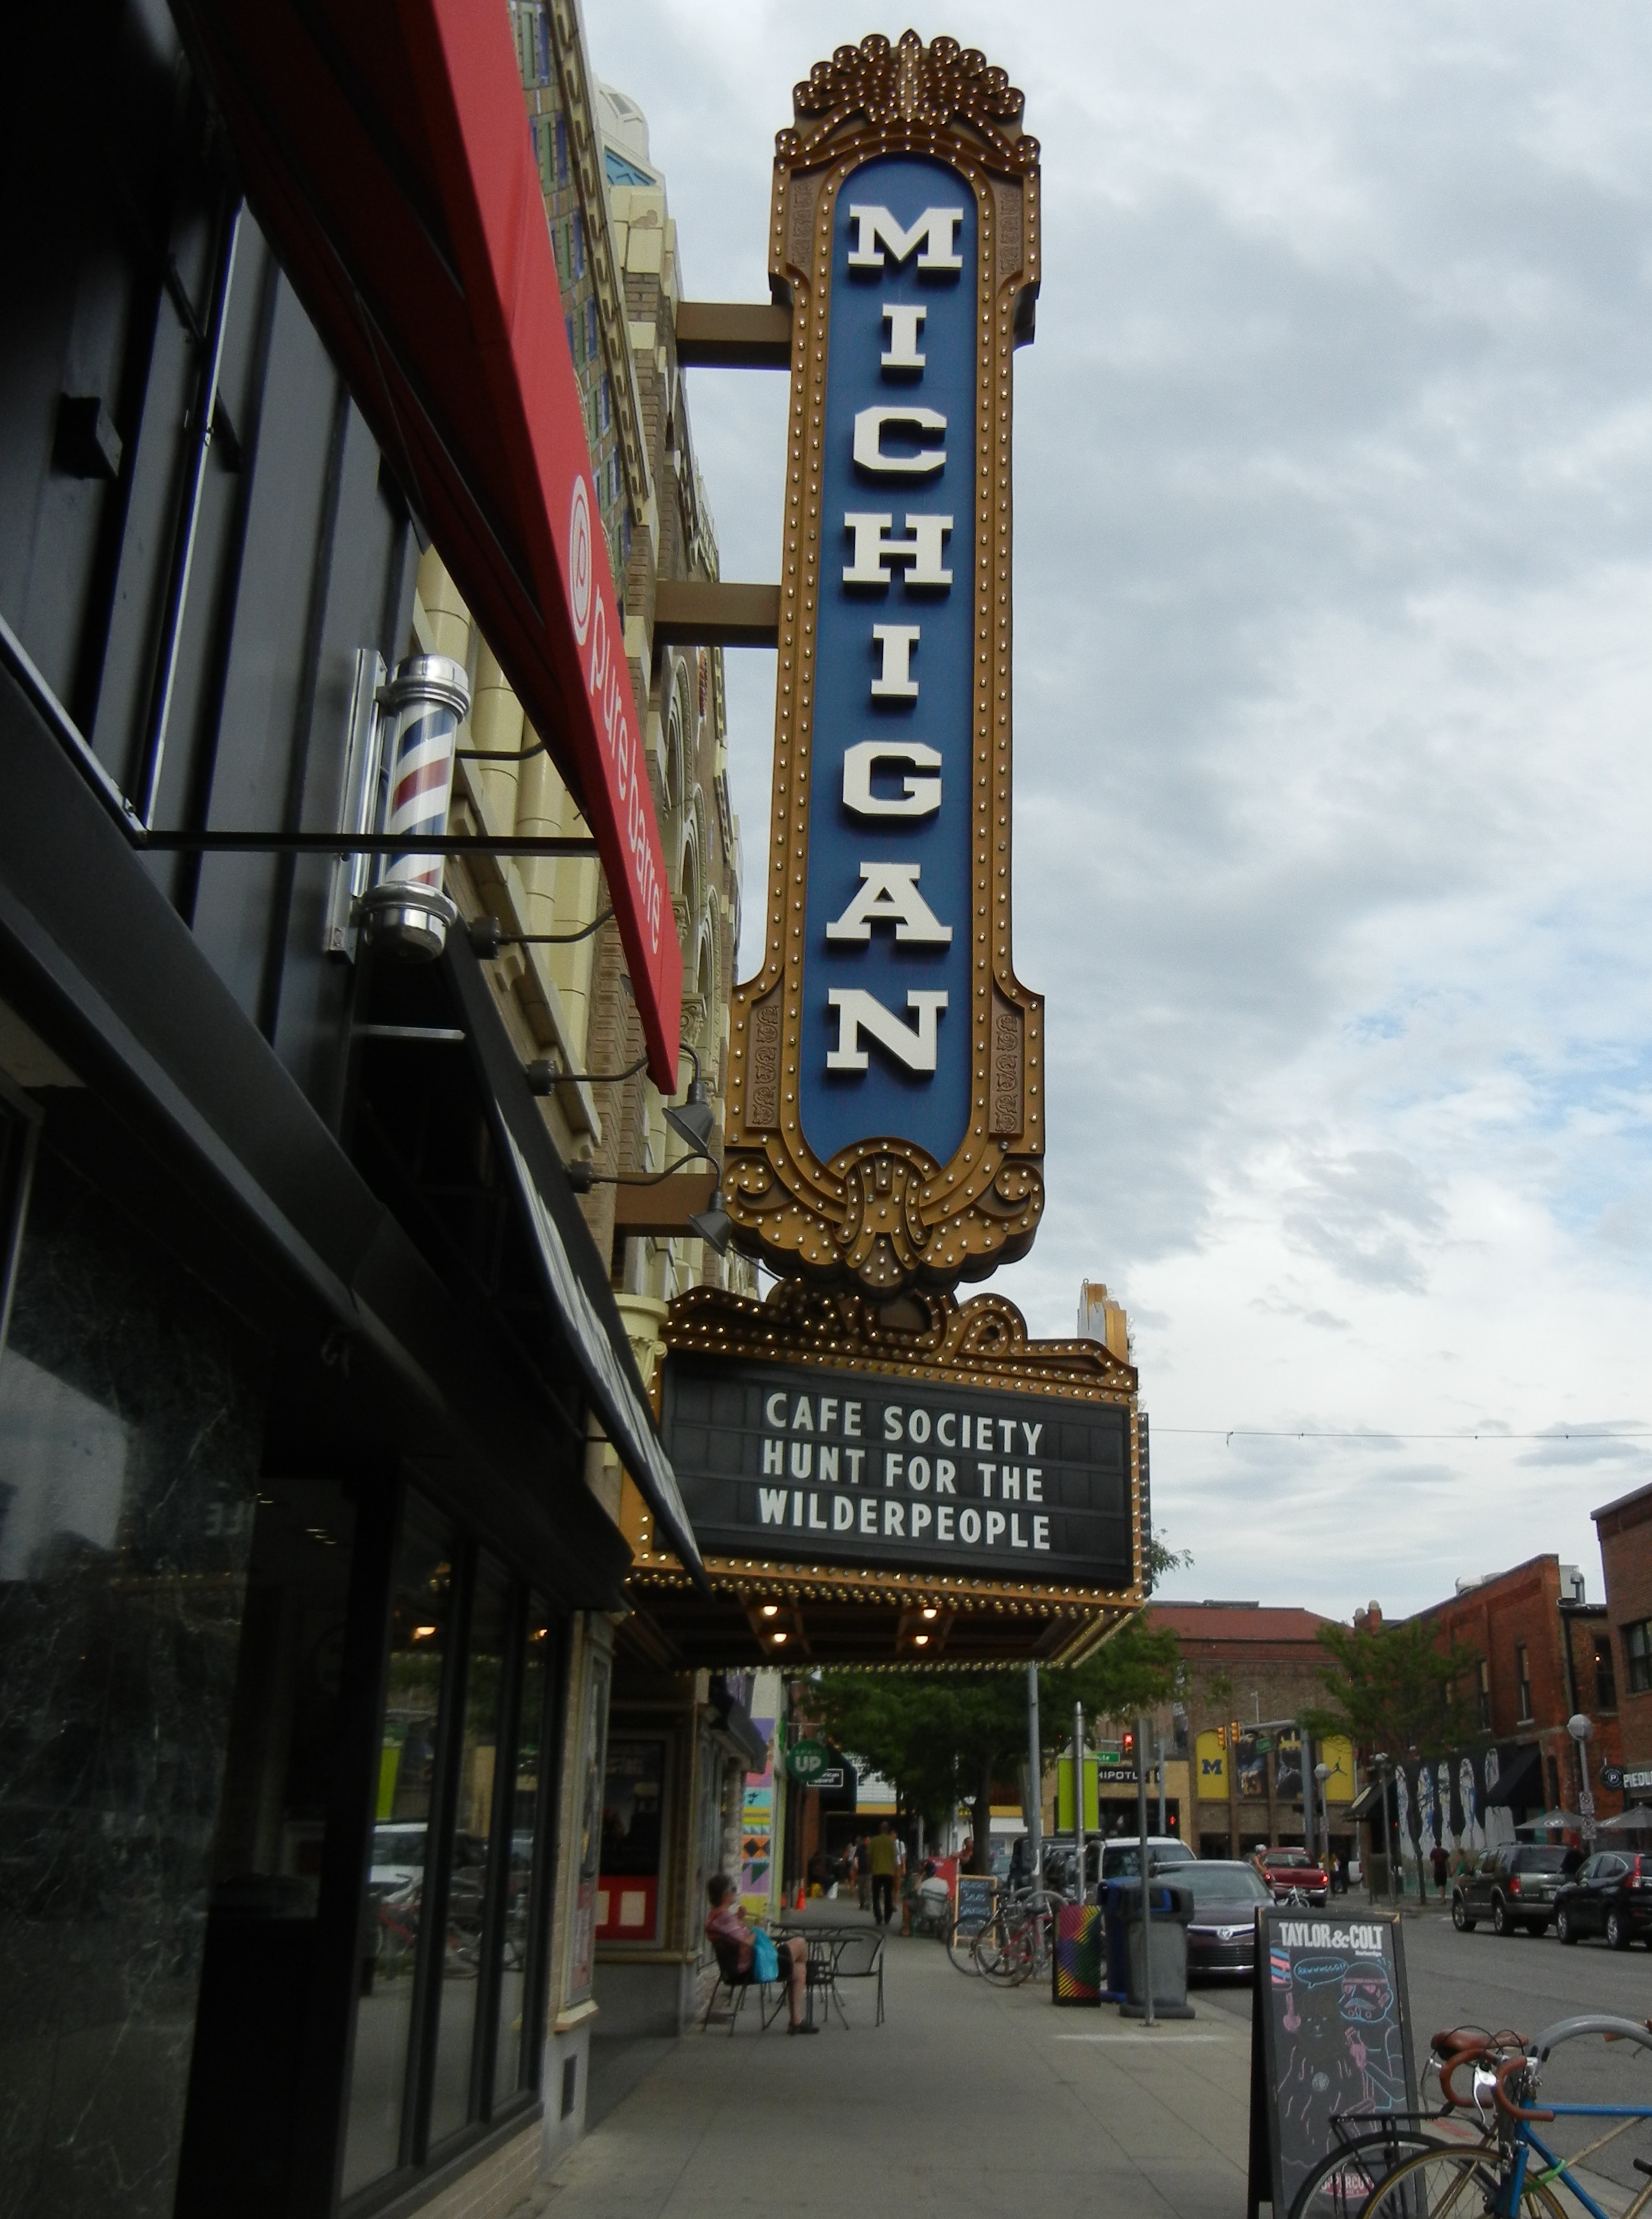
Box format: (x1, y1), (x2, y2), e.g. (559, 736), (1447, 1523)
(971, 1910), (1011, 1979)
(945, 1915), (989, 1973)
(980, 1913), (1033, 1985)
(1287, 2134), (1456, 2219)
(1357, 2142), (1565, 2219)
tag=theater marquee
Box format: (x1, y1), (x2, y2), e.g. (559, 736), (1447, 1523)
(725, 33), (1045, 1294)
(663, 1355), (1132, 1588)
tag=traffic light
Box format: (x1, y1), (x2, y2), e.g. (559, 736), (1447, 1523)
(1230, 1718), (1243, 1746)
(1215, 1723), (1227, 1750)
(1121, 1726), (1137, 1762)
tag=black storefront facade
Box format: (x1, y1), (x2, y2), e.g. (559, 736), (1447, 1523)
(0, 5), (695, 2216)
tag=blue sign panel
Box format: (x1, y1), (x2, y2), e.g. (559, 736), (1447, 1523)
(799, 156), (976, 1168)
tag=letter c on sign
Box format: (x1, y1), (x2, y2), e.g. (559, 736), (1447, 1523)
(568, 476), (593, 645)
(852, 406), (947, 475)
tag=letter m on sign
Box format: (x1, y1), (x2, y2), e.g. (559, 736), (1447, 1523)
(846, 205), (964, 271)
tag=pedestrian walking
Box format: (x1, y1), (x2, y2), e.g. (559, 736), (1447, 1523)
(867, 1820), (899, 1926)
(1430, 1841), (1449, 1902)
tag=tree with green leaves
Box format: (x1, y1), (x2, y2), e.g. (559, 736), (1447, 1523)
(815, 1612), (1183, 1871)
(1309, 1616), (1484, 1760)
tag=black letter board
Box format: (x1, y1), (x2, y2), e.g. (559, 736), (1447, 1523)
(1247, 1905), (1417, 2219)
(660, 1352), (1132, 1586)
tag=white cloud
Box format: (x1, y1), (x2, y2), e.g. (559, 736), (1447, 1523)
(589, 1), (1652, 1616)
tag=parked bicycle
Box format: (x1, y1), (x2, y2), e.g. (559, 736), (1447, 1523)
(1289, 2016), (1652, 2219)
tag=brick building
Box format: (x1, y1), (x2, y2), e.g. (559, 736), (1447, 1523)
(1408, 1554), (1621, 1832)
(1146, 1603), (1361, 1861)
(1592, 1484), (1652, 1804)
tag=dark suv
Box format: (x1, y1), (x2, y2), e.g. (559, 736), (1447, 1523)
(1452, 1843), (1581, 1936)
(1554, 1851), (1652, 1949)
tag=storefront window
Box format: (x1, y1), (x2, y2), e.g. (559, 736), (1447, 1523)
(0, 1144), (266, 2219)
(598, 1737), (667, 1943)
(341, 1501), (452, 2197)
(493, 1604), (554, 2108)
(427, 1557), (509, 2148)
(342, 1504), (561, 2202)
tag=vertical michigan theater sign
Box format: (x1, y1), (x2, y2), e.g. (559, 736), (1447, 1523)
(726, 34), (1044, 1292)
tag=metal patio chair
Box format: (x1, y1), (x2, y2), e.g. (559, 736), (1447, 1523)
(700, 1937), (785, 2035)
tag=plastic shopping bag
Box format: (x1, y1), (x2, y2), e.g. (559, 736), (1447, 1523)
(751, 1926), (779, 1983)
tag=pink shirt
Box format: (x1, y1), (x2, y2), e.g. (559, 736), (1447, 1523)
(705, 1901), (751, 1969)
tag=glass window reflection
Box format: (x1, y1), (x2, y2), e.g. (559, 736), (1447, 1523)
(427, 1558), (508, 2148)
(493, 1605), (552, 2108)
(341, 1503), (452, 2198)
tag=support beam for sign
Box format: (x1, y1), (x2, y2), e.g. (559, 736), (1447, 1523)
(651, 580), (781, 648)
(675, 300), (793, 368)
(608, 1170), (719, 1235)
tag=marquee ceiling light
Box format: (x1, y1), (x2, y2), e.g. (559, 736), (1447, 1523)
(665, 1045), (717, 1156)
(688, 1186), (734, 1256)
(771, 1630), (788, 1644)
(761, 1604), (779, 1616)
(913, 1632), (929, 1646)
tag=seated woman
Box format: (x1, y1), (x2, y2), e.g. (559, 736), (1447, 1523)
(704, 1873), (816, 2033)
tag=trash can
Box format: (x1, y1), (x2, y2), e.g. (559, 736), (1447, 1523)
(1106, 1879), (1195, 2020)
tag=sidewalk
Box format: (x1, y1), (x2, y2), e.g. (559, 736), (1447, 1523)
(548, 1915), (1252, 2219)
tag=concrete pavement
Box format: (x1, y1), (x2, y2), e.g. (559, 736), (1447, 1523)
(549, 1913), (1252, 2219)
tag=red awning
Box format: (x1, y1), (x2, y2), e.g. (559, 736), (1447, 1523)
(176, 0), (681, 1088)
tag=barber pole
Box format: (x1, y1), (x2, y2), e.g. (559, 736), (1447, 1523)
(360, 653), (472, 958)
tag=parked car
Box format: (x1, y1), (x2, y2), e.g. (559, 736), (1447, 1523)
(1452, 1843), (1581, 1937)
(1100, 1835), (1196, 1884)
(1252, 1847), (1330, 1904)
(1039, 1834), (1194, 1899)
(1182, 1860), (1274, 1980)
(1553, 1851), (1652, 1949)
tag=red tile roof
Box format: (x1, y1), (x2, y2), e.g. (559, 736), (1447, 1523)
(1147, 1604), (1335, 1646)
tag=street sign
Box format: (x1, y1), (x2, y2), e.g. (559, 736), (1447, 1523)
(661, 1350), (1132, 1587)
(725, 32), (1045, 1292)
(786, 1739), (830, 1784)
(1601, 1764), (1625, 1791)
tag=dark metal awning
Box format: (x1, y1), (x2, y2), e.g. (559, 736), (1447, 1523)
(174, 0), (682, 1087)
(1347, 1780), (1386, 1820)
(444, 943), (702, 1577)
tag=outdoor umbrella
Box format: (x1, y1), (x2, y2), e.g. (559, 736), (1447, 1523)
(1602, 1807), (1652, 1833)
(1514, 1811), (1584, 1831)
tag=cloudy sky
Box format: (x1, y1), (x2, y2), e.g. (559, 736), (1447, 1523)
(587, 2), (1652, 1618)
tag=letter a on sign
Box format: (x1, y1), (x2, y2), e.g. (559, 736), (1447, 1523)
(723, 31), (1047, 1292)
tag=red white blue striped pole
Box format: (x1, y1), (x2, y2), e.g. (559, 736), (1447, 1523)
(360, 653), (471, 958)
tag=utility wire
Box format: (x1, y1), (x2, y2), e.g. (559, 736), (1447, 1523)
(1155, 1426), (1652, 1443)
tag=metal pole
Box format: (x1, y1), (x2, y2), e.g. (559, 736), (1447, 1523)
(1156, 1732), (1167, 1834)
(1386, 1770), (1398, 1906)
(1026, 1664), (1043, 1890)
(1136, 1711), (1156, 2027)
(1073, 1702), (1086, 1898)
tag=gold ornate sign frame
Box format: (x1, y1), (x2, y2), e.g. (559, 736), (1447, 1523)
(625, 1281), (1144, 1665)
(725, 33), (1045, 1294)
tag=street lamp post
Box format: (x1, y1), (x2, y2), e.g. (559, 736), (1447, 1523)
(1373, 1753), (1398, 1906)
(1568, 1713), (1597, 1847)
